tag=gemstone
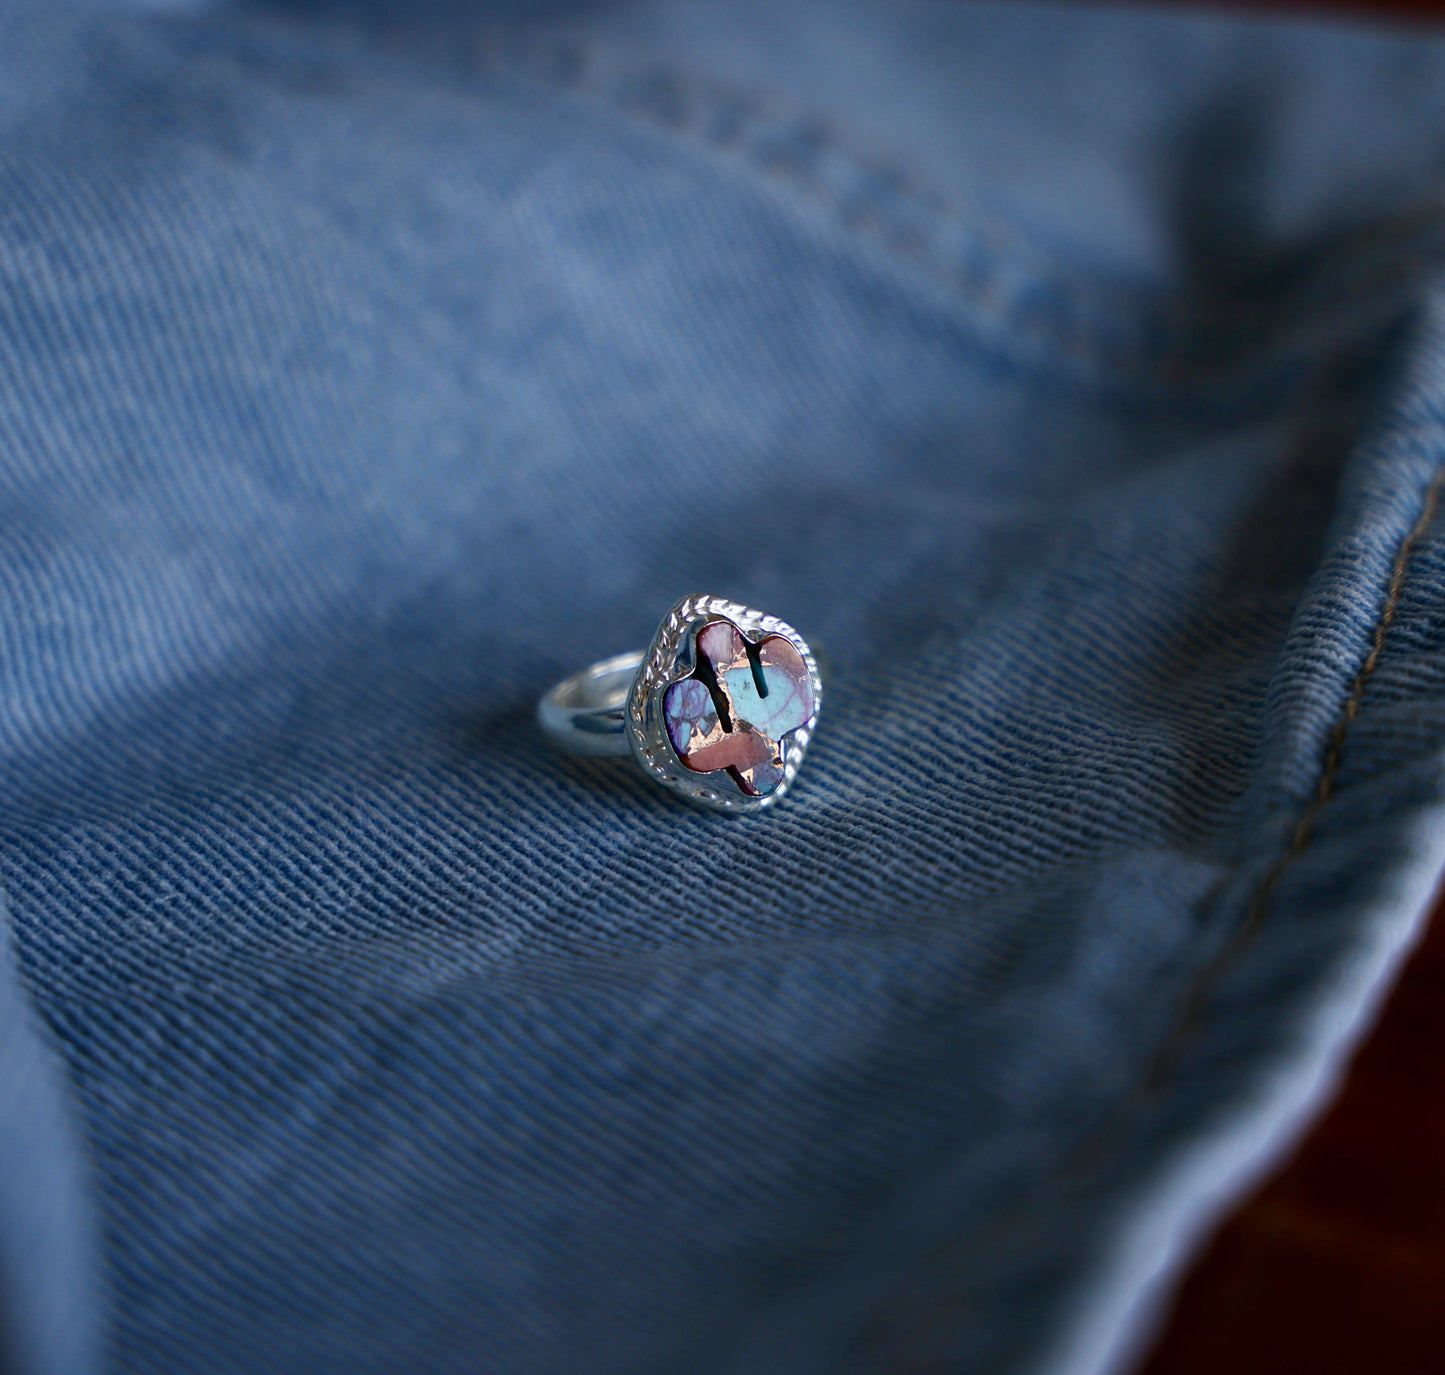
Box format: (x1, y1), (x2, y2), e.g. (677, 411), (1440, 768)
(662, 618), (813, 796)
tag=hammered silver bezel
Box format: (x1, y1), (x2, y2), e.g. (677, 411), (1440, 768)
(626, 594), (821, 813)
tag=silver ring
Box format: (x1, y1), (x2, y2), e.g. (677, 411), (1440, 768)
(538, 594), (821, 812)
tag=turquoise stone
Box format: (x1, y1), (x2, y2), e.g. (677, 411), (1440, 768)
(662, 618), (813, 796)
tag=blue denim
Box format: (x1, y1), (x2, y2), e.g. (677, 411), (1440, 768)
(4, 2), (1445, 1372)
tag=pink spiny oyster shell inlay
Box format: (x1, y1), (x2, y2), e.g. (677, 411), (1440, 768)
(661, 619), (813, 796)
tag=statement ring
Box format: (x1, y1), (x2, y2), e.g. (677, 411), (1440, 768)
(538, 594), (821, 813)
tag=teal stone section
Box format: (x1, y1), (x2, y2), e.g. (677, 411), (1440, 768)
(723, 664), (812, 743)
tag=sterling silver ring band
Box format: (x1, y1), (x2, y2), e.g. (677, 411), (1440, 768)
(537, 594), (821, 813)
(536, 650), (644, 759)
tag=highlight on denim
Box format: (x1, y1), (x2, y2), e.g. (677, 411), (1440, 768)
(3, 2), (1445, 1374)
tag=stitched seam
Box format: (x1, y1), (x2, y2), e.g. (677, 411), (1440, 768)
(497, 43), (1445, 388)
(1144, 457), (1445, 1095)
(207, 13), (1445, 394)
(1290, 475), (1445, 853)
(866, 462), (1445, 1367)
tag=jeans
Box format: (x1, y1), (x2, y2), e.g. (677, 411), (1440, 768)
(3, 2), (1445, 1372)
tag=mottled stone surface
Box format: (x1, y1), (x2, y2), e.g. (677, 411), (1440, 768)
(662, 619), (813, 796)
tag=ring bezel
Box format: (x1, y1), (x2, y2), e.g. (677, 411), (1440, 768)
(626, 594), (822, 813)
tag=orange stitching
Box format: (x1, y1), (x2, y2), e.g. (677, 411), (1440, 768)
(1145, 459), (1445, 1093)
(843, 464), (1445, 1365)
(1262, 463), (1445, 928)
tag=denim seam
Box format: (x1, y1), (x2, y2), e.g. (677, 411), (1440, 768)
(1147, 455), (1445, 1087)
(215, 13), (1441, 395)
(478, 37), (1445, 392)
(867, 456), (1445, 1370)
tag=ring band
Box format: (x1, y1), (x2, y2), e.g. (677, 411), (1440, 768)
(536, 649), (644, 758)
(538, 594), (821, 812)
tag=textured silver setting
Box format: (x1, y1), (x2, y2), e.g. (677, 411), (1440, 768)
(626, 594), (821, 813)
(538, 594), (821, 813)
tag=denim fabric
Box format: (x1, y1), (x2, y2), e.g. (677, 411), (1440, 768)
(4, 2), (1445, 1373)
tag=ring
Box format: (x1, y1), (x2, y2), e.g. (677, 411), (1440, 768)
(538, 594), (822, 812)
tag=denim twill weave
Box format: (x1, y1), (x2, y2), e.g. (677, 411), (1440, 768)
(3, 3), (1445, 1373)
